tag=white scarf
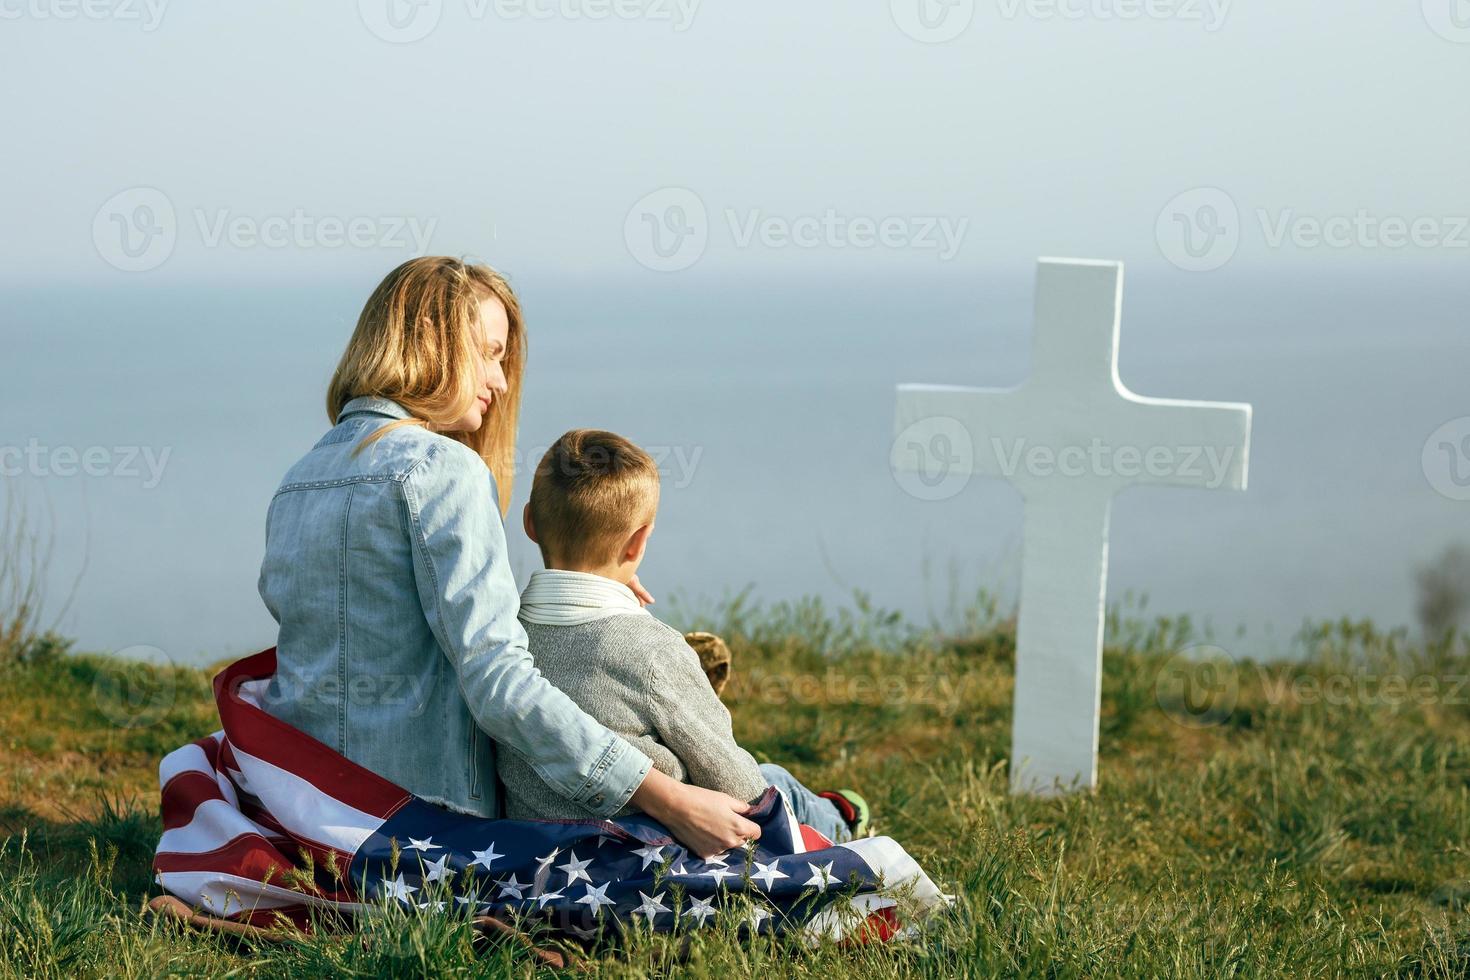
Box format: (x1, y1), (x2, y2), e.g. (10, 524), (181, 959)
(517, 569), (651, 627)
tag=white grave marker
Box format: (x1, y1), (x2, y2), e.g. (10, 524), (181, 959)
(893, 258), (1252, 794)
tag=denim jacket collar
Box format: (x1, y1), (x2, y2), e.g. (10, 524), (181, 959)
(336, 395), (414, 425)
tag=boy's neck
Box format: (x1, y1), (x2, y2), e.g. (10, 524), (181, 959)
(543, 562), (634, 588)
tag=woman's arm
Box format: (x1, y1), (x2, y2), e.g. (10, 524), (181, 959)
(645, 636), (767, 800)
(400, 442), (758, 854)
(403, 442), (647, 813)
(629, 768), (761, 856)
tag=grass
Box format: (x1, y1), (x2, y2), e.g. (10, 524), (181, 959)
(3, 594), (1470, 977)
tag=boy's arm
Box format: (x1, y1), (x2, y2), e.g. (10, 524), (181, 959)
(644, 632), (768, 803)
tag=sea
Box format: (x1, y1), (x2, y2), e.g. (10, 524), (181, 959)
(2, 265), (1465, 666)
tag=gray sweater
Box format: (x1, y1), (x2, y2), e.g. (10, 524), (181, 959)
(498, 613), (768, 821)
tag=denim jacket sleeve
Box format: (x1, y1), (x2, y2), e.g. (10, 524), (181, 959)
(401, 441), (652, 816)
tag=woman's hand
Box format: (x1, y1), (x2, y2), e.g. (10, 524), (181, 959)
(630, 767), (760, 858)
(628, 574), (655, 607)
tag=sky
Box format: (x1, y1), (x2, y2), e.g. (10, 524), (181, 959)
(1, 3), (1468, 664)
(2, 2), (1468, 287)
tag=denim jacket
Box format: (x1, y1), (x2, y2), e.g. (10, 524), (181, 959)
(256, 395), (652, 818)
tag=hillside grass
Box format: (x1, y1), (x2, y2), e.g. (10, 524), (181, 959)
(2, 594), (1470, 977)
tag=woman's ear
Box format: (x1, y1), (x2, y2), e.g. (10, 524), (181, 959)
(522, 502), (538, 543)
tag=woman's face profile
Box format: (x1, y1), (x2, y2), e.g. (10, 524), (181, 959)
(440, 295), (510, 434)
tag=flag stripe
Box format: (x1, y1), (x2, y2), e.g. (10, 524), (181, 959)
(161, 771), (229, 830)
(195, 731), (222, 769)
(155, 833), (292, 876)
(225, 741), (385, 856)
(156, 870), (373, 918)
(157, 798), (282, 858)
(212, 650), (410, 819)
(158, 742), (213, 788)
(156, 835), (360, 906)
(235, 793), (358, 879)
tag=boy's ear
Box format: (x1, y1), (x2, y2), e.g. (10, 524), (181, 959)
(522, 503), (538, 544)
(623, 522), (654, 564)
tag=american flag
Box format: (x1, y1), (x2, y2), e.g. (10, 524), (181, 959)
(153, 648), (946, 943)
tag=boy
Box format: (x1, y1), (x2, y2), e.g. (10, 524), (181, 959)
(497, 428), (867, 844)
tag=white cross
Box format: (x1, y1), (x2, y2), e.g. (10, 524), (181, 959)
(894, 258), (1252, 794)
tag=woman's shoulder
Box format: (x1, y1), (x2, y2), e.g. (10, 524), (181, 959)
(274, 419), (485, 496)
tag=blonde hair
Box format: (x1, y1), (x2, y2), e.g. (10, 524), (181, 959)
(529, 429), (660, 568)
(326, 257), (526, 516)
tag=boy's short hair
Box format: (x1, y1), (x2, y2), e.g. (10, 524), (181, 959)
(529, 429), (661, 568)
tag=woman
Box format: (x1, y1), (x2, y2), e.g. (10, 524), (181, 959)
(256, 256), (758, 856)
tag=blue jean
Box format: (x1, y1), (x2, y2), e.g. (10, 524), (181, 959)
(759, 762), (851, 843)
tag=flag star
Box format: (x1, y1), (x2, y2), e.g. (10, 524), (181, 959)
(594, 832), (620, 848)
(416, 900), (448, 912)
(575, 881), (616, 913)
(534, 889), (564, 908)
(380, 874), (417, 903)
(702, 866), (738, 888)
(631, 843), (666, 870)
(745, 903), (771, 930)
(404, 836), (439, 852)
(751, 860), (790, 890)
(421, 853), (452, 883)
(469, 843), (503, 870)
(684, 894), (717, 925)
(668, 861), (691, 877)
(557, 850), (594, 888)
(497, 875), (528, 900)
(802, 861), (837, 891)
(701, 853), (731, 869)
(633, 890), (670, 922)
(534, 848), (561, 875)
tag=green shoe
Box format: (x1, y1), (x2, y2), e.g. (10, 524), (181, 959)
(817, 789), (871, 838)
